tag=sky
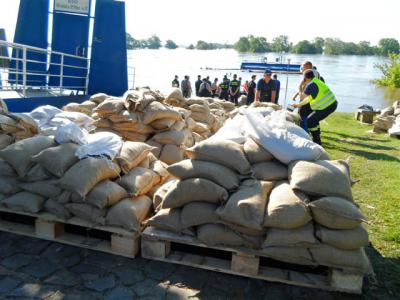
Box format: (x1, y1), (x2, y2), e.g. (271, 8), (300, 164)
(1, 0), (400, 45)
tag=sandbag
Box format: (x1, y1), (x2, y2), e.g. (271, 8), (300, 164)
(146, 208), (191, 234)
(108, 110), (139, 123)
(152, 179), (177, 211)
(310, 245), (371, 274)
(152, 130), (187, 146)
(57, 190), (73, 204)
(159, 144), (185, 165)
(22, 164), (52, 182)
(309, 197), (366, 229)
(264, 182), (311, 229)
(260, 246), (317, 266)
(0, 136), (55, 177)
(2, 192), (45, 213)
(119, 131), (149, 142)
(19, 180), (61, 198)
(164, 89), (186, 107)
(106, 196), (152, 231)
(161, 178), (228, 209)
(58, 157), (121, 198)
(243, 138), (274, 163)
(90, 93), (108, 104)
(150, 118), (176, 130)
(181, 202), (219, 228)
(31, 143), (79, 178)
(223, 222), (266, 237)
(197, 224), (262, 249)
(44, 198), (72, 220)
(112, 122), (153, 134)
(0, 176), (22, 195)
(289, 160), (353, 201)
(0, 134), (12, 150)
(167, 159), (240, 190)
(75, 132), (123, 160)
(252, 161), (288, 181)
(263, 222), (318, 248)
(171, 120), (186, 132)
(0, 159), (16, 176)
(143, 101), (182, 125)
(66, 203), (106, 225)
(186, 139), (251, 175)
(118, 167), (160, 196)
(149, 159), (170, 183)
(146, 140), (163, 158)
(217, 180), (274, 230)
(94, 98), (125, 117)
(315, 225), (369, 250)
(86, 180), (128, 209)
(116, 142), (154, 173)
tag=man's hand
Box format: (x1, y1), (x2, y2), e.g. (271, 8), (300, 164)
(292, 103), (300, 108)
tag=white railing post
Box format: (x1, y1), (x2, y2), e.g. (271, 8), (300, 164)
(22, 47), (27, 97)
(60, 54), (64, 94)
(15, 48), (19, 86)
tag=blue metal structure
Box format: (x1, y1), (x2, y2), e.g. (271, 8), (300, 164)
(240, 62), (301, 73)
(9, 0), (49, 86)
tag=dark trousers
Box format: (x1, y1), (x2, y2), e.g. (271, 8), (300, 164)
(247, 94), (255, 105)
(220, 91), (229, 101)
(307, 101), (338, 145)
(182, 90), (191, 98)
(299, 104), (312, 131)
(230, 94), (239, 105)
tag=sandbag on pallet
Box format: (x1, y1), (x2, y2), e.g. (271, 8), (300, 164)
(2, 192), (45, 213)
(116, 142), (155, 174)
(19, 180), (62, 198)
(252, 161), (288, 181)
(263, 222), (318, 248)
(181, 202), (219, 228)
(86, 180), (128, 209)
(315, 224), (369, 250)
(118, 167), (160, 197)
(66, 203), (106, 225)
(0, 177), (22, 195)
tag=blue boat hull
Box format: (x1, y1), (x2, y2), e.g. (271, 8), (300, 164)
(240, 62), (301, 73)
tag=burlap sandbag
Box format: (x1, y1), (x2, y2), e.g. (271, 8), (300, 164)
(309, 197), (366, 229)
(217, 180), (274, 230)
(167, 159), (240, 190)
(164, 89), (186, 107)
(0, 114), (21, 133)
(223, 222), (267, 236)
(197, 224), (262, 249)
(106, 196), (152, 231)
(44, 198), (72, 220)
(116, 142), (154, 174)
(31, 143), (79, 178)
(118, 167), (160, 197)
(86, 180), (128, 209)
(22, 164), (52, 182)
(186, 117), (197, 131)
(252, 161), (288, 181)
(243, 138), (274, 163)
(315, 225), (369, 250)
(0, 176), (22, 195)
(150, 118), (176, 130)
(66, 203), (106, 225)
(190, 111), (211, 123)
(112, 122), (153, 134)
(260, 246), (317, 266)
(90, 93), (108, 104)
(149, 159), (170, 183)
(0, 136), (55, 177)
(159, 144), (184, 165)
(143, 101), (182, 125)
(151, 179), (177, 211)
(94, 98), (125, 117)
(57, 190), (73, 204)
(181, 202), (219, 228)
(0, 159), (16, 176)
(145, 208), (194, 235)
(162, 178), (228, 209)
(189, 103), (210, 114)
(119, 131), (149, 142)
(58, 157), (121, 198)
(2, 192), (45, 213)
(19, 180), (61, 198)
(108, 110), (139, 123)
(152, 130), (187, 146)
(186, 140), (251, 175)
(192, 122), (210, 133)
(289, 160), (353, 201)
(0, 134), (12, 150)
(310, 244), (371, 274)
(93, 118), (112, 129)
(263, 222), (318, 248)
(171, 120), (186, 132)
(146, 140), (163, 158)
(264, 182), (311, 229)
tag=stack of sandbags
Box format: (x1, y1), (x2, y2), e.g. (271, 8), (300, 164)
(146, 139), (273, 249)
(0, 112), (39, 142)
(373, 105), (396, 133)
(63, 93), (107, 116)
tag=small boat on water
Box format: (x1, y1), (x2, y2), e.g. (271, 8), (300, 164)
(240, 57), (301, 73)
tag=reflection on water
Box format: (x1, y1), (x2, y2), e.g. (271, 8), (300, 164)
(128, 49), (398, 112)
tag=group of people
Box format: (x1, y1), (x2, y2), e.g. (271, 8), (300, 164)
(171, 72), (281, 105)
(171, 60), (337, 145)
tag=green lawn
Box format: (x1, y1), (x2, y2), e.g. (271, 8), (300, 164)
(320, 112), (400, 298)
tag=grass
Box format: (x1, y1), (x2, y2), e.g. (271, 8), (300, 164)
(320, 112), (400, 298)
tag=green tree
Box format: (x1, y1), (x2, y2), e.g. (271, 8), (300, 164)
(165, 40), (178, 49)
(186, 44), (195, 50)
(342, 42), (358, 55)
(147, 35), (161, 49)
(234, 36), (250, 52)
(374, 53), (400, 88)
(313, 37), (325, 54)
(196, 40), (210, 50)
(324, 38), (345, 55)
(271, 35), (291, 52)
(378, 38), (400, 56)
(356, 41), (376, 55)
(248, 35), (270, 53)
(292, 40), (317, 54)
(126, 33), (135, 49)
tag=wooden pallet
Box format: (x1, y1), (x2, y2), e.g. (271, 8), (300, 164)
(0, 206), (140, 258)
(142, 227), (364, 294)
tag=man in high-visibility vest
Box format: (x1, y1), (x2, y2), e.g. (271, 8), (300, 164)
(293, 69), (337, 145)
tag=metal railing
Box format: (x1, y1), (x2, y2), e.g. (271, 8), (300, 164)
(0, 40), (90, 97)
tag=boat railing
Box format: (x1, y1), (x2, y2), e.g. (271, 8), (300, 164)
(0, 40), (90, 97)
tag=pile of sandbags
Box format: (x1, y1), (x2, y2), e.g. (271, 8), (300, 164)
(147, 134), (370, 275)
(373, 101), (400, 133)
(0, 112), (39, 145)
(0, 136), (169, 232)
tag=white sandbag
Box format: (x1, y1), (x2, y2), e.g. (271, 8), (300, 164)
(55, 123), (89, 145)
(75, 132), (123, 160)
(29, 105), (63, 127)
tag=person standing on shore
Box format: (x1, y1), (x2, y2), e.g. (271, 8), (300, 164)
(198, 78), (212, 97)
(195, 75), (202, 96)
(247, 75), (257, 105)
(255, 69), (276, 103)
(219, 76), (230, 101)
(273, 74), (281, 104)
(229, 74), (240, 105)
(293, 69), (338, 145)
(172, 75), (179, 88)
(211, 78), (219, 97)
(181, 75), (192, 98)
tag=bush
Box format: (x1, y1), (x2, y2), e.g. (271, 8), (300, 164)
(374, 53), (400, 88)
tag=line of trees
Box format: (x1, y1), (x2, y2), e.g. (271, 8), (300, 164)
(234, 35), (400, 56)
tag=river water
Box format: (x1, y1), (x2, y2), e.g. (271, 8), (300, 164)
(128, 49), (400, 113)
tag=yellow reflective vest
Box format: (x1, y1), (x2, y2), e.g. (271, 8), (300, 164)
(309, 78), (337, 110)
